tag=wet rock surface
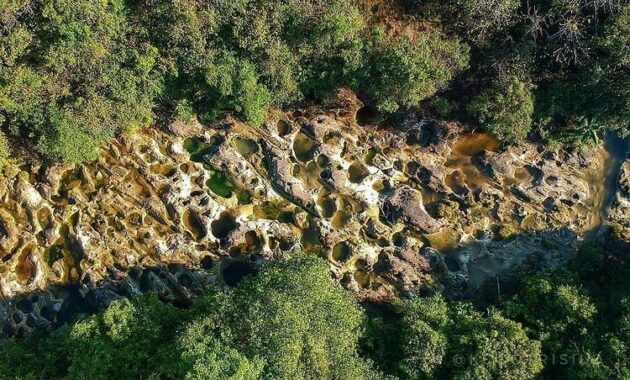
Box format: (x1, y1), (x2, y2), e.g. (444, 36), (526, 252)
(0, 89), (623, 339)
(609, 161), (630, 240)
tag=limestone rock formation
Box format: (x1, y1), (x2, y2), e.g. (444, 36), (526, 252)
(0, 90), (617, 339)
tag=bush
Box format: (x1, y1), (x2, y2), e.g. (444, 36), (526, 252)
(176, 319), (265, 380)
(533, 7), (629, 146)
(0, 131), (10, 170)
(173, 99), (196, 123)
(0, 0), (161, 163)
(467, 77), (534, 144)
(365, 29), (470, 112)
(398, 295), (450, 379)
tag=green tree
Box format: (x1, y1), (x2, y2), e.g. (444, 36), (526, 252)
(176, 319), (265, 380)
(365, 30), (469, 112)
(398, 295), (449, 379)
(448, 305), (542, 380)
(394, 294), (542, 380)
(503, 273), (599, 378)
(467, 77), (534, 144)
(0, 0), (162, 163)
(218, 256), (379, 379)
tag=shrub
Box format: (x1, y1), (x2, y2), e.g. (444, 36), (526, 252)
(0, 0), (162, 163)
(173, 99), (196, 123)
(176, 318), (265, 380)
(0, 131), (10, 170)
(504, 273), (597, 360)
(467, 77), (534, 144)
(398, 295), (450, 379)
(365, 30), (470, 112)
(219, 256), (377, 379)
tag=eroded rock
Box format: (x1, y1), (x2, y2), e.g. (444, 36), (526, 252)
(0, 90), (617, 337)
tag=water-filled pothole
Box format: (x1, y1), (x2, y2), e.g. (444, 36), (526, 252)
(182, 209), (206, 241)
(354, 270), (369, 287)
(15, 245), (35, 285)
(365, 148), (377, 165)
(184, 136), (224, 162)
(444, 256), (460, 271)
(253, 202), (296, 224)
(205, 170), (235, 198)
(332, 241), (352, 262)
(233, 137), (259, 156)
(211, 212), (237, 240)
(331, 210), (352, 228)
(348, 162), (369, 183)
(373, 179), (392, 193)
(445, 133), (499, 191)
(293, 130), (318, 162)
(277, 120), (292, 136)
(317, 194), (337, 219)
(445, 170), (467, 196)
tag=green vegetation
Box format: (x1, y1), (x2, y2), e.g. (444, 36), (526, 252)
(0, 0), (161, 163)
(363, 294), (543, 379)
(3, 0), (624, 163)
(0, 131), (10, 171)
(0, 256), (378, 379)
(364, 30), (469, 112)
(467, 77), (535, 144)
(4, 238), (630, 379)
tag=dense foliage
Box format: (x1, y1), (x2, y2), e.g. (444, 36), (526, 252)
(467, 76), (534, 144)
(501, 240), (630, 379)
(0, 0), (469, 163)
(362, 295), (543, 379)
(0, 256), (379, 379)
(1, 0), (626, 164)
(3, 238), (630, 379)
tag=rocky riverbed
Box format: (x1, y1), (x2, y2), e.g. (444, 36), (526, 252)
(0, 90), (627, 339)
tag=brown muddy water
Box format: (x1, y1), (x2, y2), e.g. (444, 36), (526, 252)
(584, 132), (630, 241)
(445, 133), (500, 194)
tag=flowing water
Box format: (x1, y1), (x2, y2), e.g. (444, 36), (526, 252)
(584, 133), (630, 241)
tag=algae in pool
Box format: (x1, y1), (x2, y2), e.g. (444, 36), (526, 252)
(184, 135), (253, 204)
(184, 136), (224, 162)
(200, 162), (251, 203)
(253, 202), (296, 223)
(233, 137), (259, 156)
(293, 130), (318, 162)
(205, 170), (234, 198)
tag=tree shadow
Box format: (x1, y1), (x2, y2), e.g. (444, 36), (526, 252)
(0, 258), (259, 341)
